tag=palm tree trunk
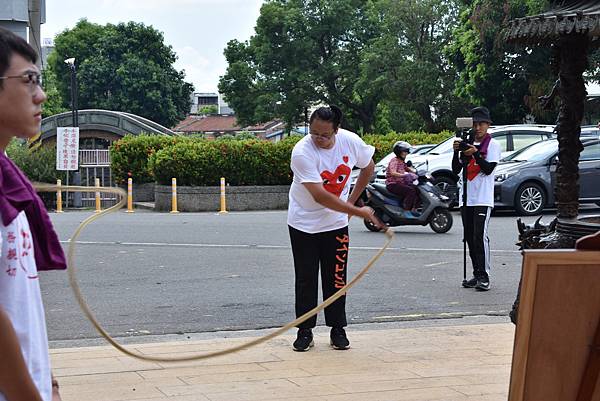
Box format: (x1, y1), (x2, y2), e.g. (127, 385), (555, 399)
(554, 34), (588, 220)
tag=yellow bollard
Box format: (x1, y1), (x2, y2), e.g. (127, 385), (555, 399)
(126, 177), (134, 213)
(218, 177), (228, 214)
(94, 178), (101, 213)
(170, 177), (179, 213)
(56, 179), (63, 213)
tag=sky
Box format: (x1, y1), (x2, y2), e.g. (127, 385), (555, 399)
(41, 0), (264, 93)
(39, 0), (600, 98)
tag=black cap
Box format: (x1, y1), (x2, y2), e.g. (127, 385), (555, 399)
(471, 106), (492, 123)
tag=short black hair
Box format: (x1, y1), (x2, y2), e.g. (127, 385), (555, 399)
(0, 27), (38, 81)
(309, 105), (343, 130)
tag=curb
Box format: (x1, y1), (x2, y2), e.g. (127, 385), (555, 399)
(133, 202), (155, 211)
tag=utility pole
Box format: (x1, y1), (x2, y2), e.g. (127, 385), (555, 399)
(28, 0), (43, 69)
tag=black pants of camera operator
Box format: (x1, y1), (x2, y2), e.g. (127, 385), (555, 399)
(289, 225), (348, 329)
(461, 206), (492, 281)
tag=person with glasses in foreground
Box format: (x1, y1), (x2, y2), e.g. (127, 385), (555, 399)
(0, 27), (66, 401)
(288, 105), (379, 351)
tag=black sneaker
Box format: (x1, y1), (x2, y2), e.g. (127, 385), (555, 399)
(462, 277), (478, 288)
(475, 279), (491, 291)
(330, 327), (350, 350)
(293, 328), (314, 352)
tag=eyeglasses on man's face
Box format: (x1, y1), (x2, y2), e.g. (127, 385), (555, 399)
(0, 71), (42, 93)
(310, 131), (336, 140)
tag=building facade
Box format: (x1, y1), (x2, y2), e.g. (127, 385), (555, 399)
(0, 0), (45, 67)
(190, 92), (234, 115)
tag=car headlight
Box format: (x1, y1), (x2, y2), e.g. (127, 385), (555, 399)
(495, 171), (516, 182)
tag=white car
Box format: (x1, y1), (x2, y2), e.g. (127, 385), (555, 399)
(372, 125), (557, 202)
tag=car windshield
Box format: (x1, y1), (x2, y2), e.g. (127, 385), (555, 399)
(503, 139), (557, 162)
(426, 137), (454, 155)
(413, 145), (434, 155)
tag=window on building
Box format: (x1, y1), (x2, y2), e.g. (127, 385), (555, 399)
(197, 96), (218, 106)
(79, 138), (112, 150)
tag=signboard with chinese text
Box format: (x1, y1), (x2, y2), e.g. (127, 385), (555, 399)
(56, 127), (79, 171)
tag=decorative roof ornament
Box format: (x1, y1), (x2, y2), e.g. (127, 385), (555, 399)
(505, 1), (600, 45)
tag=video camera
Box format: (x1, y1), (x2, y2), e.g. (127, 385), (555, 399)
(455, 117), (475, 152)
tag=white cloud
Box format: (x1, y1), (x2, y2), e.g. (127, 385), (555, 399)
(174, 46), (219, 92)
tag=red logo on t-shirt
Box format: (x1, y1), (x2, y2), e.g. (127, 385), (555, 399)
(321, 162), (351, 197)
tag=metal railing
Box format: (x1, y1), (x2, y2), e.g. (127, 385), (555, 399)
(79, 149), (110, 166)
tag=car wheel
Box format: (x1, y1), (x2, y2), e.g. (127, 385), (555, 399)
(433, 176), (458, 204)
(515, 183), (546, 216)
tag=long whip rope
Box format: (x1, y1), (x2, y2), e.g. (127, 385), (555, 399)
(35, 184), (394, 362)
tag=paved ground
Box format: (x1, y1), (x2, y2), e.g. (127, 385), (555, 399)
(51, 318), (515, 401)
(41, 208), (550, 342)
(43, 207), (600, 399)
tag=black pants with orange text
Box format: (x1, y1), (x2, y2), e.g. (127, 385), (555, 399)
(289, 225), (349, 329)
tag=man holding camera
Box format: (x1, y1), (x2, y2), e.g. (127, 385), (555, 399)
(452, 107), (501, 291)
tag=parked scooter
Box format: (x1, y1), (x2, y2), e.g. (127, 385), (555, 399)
(359, 173), (453, 233)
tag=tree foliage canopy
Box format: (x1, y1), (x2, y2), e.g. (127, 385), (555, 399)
(221, 0), (600, 132)
(219, 0), (472, 133)
(220, 0), (386, 132)
(46, 20), (193, 128)
(446, 0), (557, 124)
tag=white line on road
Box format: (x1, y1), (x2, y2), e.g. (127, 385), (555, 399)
(59, 240), (521, 253)
(424, 261), (450, 267)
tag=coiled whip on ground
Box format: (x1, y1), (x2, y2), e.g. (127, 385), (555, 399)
(35, 184), (394, 362)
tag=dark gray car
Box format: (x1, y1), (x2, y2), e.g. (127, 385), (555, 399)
(494, 138), (600, 215)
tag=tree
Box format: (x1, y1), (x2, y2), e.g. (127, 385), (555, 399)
(446, 0), (557, 124)
(41, 69), (68, 118)
(46, 20), (193, 128)
(199, 105), (218, 114)
(220, 0), (383, 133)
(363, 0), (466, 132)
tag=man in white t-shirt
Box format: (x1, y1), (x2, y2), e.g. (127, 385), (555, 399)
(452, 107), (501, 292)
(288, 105), (379, 351)
(0, 27), (64, 401)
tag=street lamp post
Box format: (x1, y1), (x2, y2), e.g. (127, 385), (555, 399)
(63, 58), (79, 207)
(64, 58), (78, 127)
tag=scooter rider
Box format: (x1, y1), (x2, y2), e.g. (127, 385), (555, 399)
(385, 141), (420, 217)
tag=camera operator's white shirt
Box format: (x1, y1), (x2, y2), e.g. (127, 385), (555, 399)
(288, 129), (374, 233)
(458, 138), (501, 207)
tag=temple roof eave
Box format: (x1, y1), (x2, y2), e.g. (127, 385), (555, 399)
(505, 1), (600, 45)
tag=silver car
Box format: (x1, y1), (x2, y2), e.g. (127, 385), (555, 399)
(494, 137), (600, 215)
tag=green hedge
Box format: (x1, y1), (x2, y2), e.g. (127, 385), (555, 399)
(111, 131), (451, 187)
(109, 134), (191, 184)
(6, 139), (67, 183)
(148, 136), (301, 186)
